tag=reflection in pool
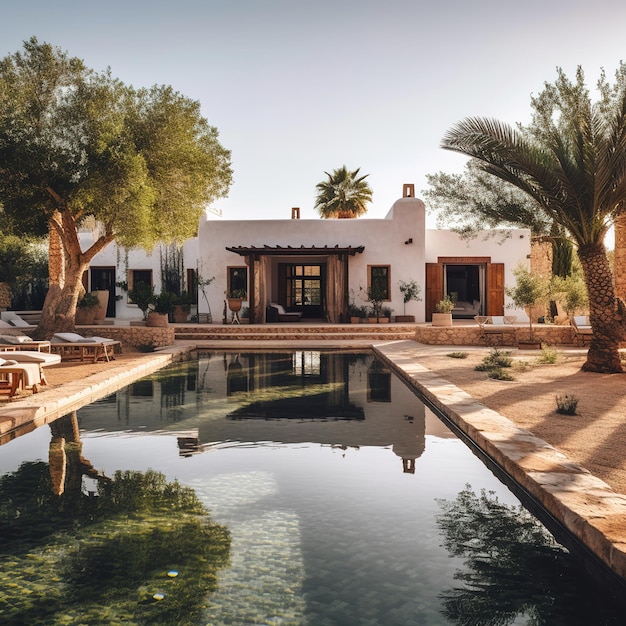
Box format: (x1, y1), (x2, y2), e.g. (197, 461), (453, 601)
(0, 351), (623, 625)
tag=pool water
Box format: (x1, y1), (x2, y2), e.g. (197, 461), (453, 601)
(0, 351), (623, 625)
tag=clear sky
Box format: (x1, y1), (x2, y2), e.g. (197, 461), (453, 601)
(3, 0), (626, 223)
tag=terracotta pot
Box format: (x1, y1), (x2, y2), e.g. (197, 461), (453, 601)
(228, 298), (243, 313)
(92, 290), (109, 321)
(75, 306), (97, 325)
(172, 304), (190, 323)
(147, 311), (169, 327)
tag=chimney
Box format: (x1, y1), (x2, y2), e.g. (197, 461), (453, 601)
(403, 184), (415, 198)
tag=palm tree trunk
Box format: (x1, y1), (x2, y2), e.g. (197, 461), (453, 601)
(614, 214), (626, 301)
(577, 243), (625, 373)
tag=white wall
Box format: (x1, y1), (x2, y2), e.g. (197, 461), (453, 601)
(197, 196), (427, 322)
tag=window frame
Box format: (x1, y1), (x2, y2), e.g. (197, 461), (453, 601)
(367, 265), (391, 301)
(227, 266), (248, 299)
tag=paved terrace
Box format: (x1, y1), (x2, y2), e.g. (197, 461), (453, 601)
(0, 332), (624, 596)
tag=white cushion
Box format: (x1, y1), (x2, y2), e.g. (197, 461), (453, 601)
(0, 351), (61, 365)
(0, 320), (13, 328)
(0, 335), (33, 344)
(52, 332), (86, 343)
(0, 358), (18, 367)
(10, 318), (31, 327)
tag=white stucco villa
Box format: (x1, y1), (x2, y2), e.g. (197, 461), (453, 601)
(82, 184), (532, 324)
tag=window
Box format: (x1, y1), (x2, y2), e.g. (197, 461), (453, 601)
(368, 265), (390, 301)
(127, 270), (152, 304)
(227, 267), (248, 298)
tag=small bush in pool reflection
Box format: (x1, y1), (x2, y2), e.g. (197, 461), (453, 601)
(0, 463), (230, 625)
(436, 485), (621, 624)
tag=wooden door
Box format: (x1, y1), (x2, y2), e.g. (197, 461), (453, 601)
(486, 263), (505, 315)
(425, 263), (443, 321)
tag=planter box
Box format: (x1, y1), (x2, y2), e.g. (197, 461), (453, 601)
(432, 313), (453, 327)
(394, 315), (415, 323)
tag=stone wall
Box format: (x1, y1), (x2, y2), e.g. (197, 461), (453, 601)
(79, 325), (175, 350)
(414, 323), (575, 346)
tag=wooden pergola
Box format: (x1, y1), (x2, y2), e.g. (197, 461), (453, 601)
(225, 244), (365, 323)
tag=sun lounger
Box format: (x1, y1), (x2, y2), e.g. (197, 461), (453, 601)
(0, 350), (61, 386)
(571, 315), (593, 345)
(477, 315), (517, 346)
(0, 335), (51, 352)
(50, 332), (122, 363)
(0, 356), (43, 397)
(0, 312), (36, 330)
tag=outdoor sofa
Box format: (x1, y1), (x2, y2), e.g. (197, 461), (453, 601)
(266, 303), (303, 322)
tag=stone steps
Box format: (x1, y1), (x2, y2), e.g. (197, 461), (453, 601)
(174, 323), (417, 342)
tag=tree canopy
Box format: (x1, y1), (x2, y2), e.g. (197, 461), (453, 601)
(0, 38), (232, 336)
(434, 64), (626, 372)
(314, 165), (372, 218)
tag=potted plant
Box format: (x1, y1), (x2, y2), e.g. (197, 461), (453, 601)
(397, 279), (422, 322)
(347, 303), (366, 324)
(227, 288), (246, 315)
(379, 306), (392, 323)
(506, 265), (549, 348)
(127, 282), (155, 323)
(172, 291), (192, 323)
(432, 292), (457, 327)
(75, 292), (100, 325)
(148, 291), (176, 327)
(361, 284), (387, 323)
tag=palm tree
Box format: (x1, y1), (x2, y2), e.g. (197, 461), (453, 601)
(441, 66), (626, 373)
(314, 165), (373, 218)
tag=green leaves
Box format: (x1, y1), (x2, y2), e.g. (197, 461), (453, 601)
(314, 165), (373, 218)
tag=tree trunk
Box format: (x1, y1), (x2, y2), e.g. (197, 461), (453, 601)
(577, 242), (626, 373)
(34, 209), (114, 339)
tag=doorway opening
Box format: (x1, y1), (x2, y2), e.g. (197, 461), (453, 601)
(445, 264), (484, 318)
(282, 264), (324, 318)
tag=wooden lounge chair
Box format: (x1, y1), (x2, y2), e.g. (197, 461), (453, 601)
(0, 356), (43, 397)
(50, 332), (122, 363)
(571, 315), (593, 345)
(0, 312), (36, 331)
(0, 350), (61, 386)
(0, 334), (51, 352)
(477, 315), (517, 346)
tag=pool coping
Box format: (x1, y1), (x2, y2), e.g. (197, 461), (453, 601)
(1, 338), (625, 592)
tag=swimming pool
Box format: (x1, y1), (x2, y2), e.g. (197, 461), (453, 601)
(0, 351), (623, 624)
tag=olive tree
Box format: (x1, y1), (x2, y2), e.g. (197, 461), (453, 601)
(0, 38), (232, 337)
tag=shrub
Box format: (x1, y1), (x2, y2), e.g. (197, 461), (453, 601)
(556, 394), (579, 415)
(537, 346), (558, 364)
(446, 351), (469, 359)
(475, 348), (513, 370)
(487, 368), (515, 381)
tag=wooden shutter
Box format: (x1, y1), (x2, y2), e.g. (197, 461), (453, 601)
(425, 263), (443, 321)
(487, 263), (505, 315)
